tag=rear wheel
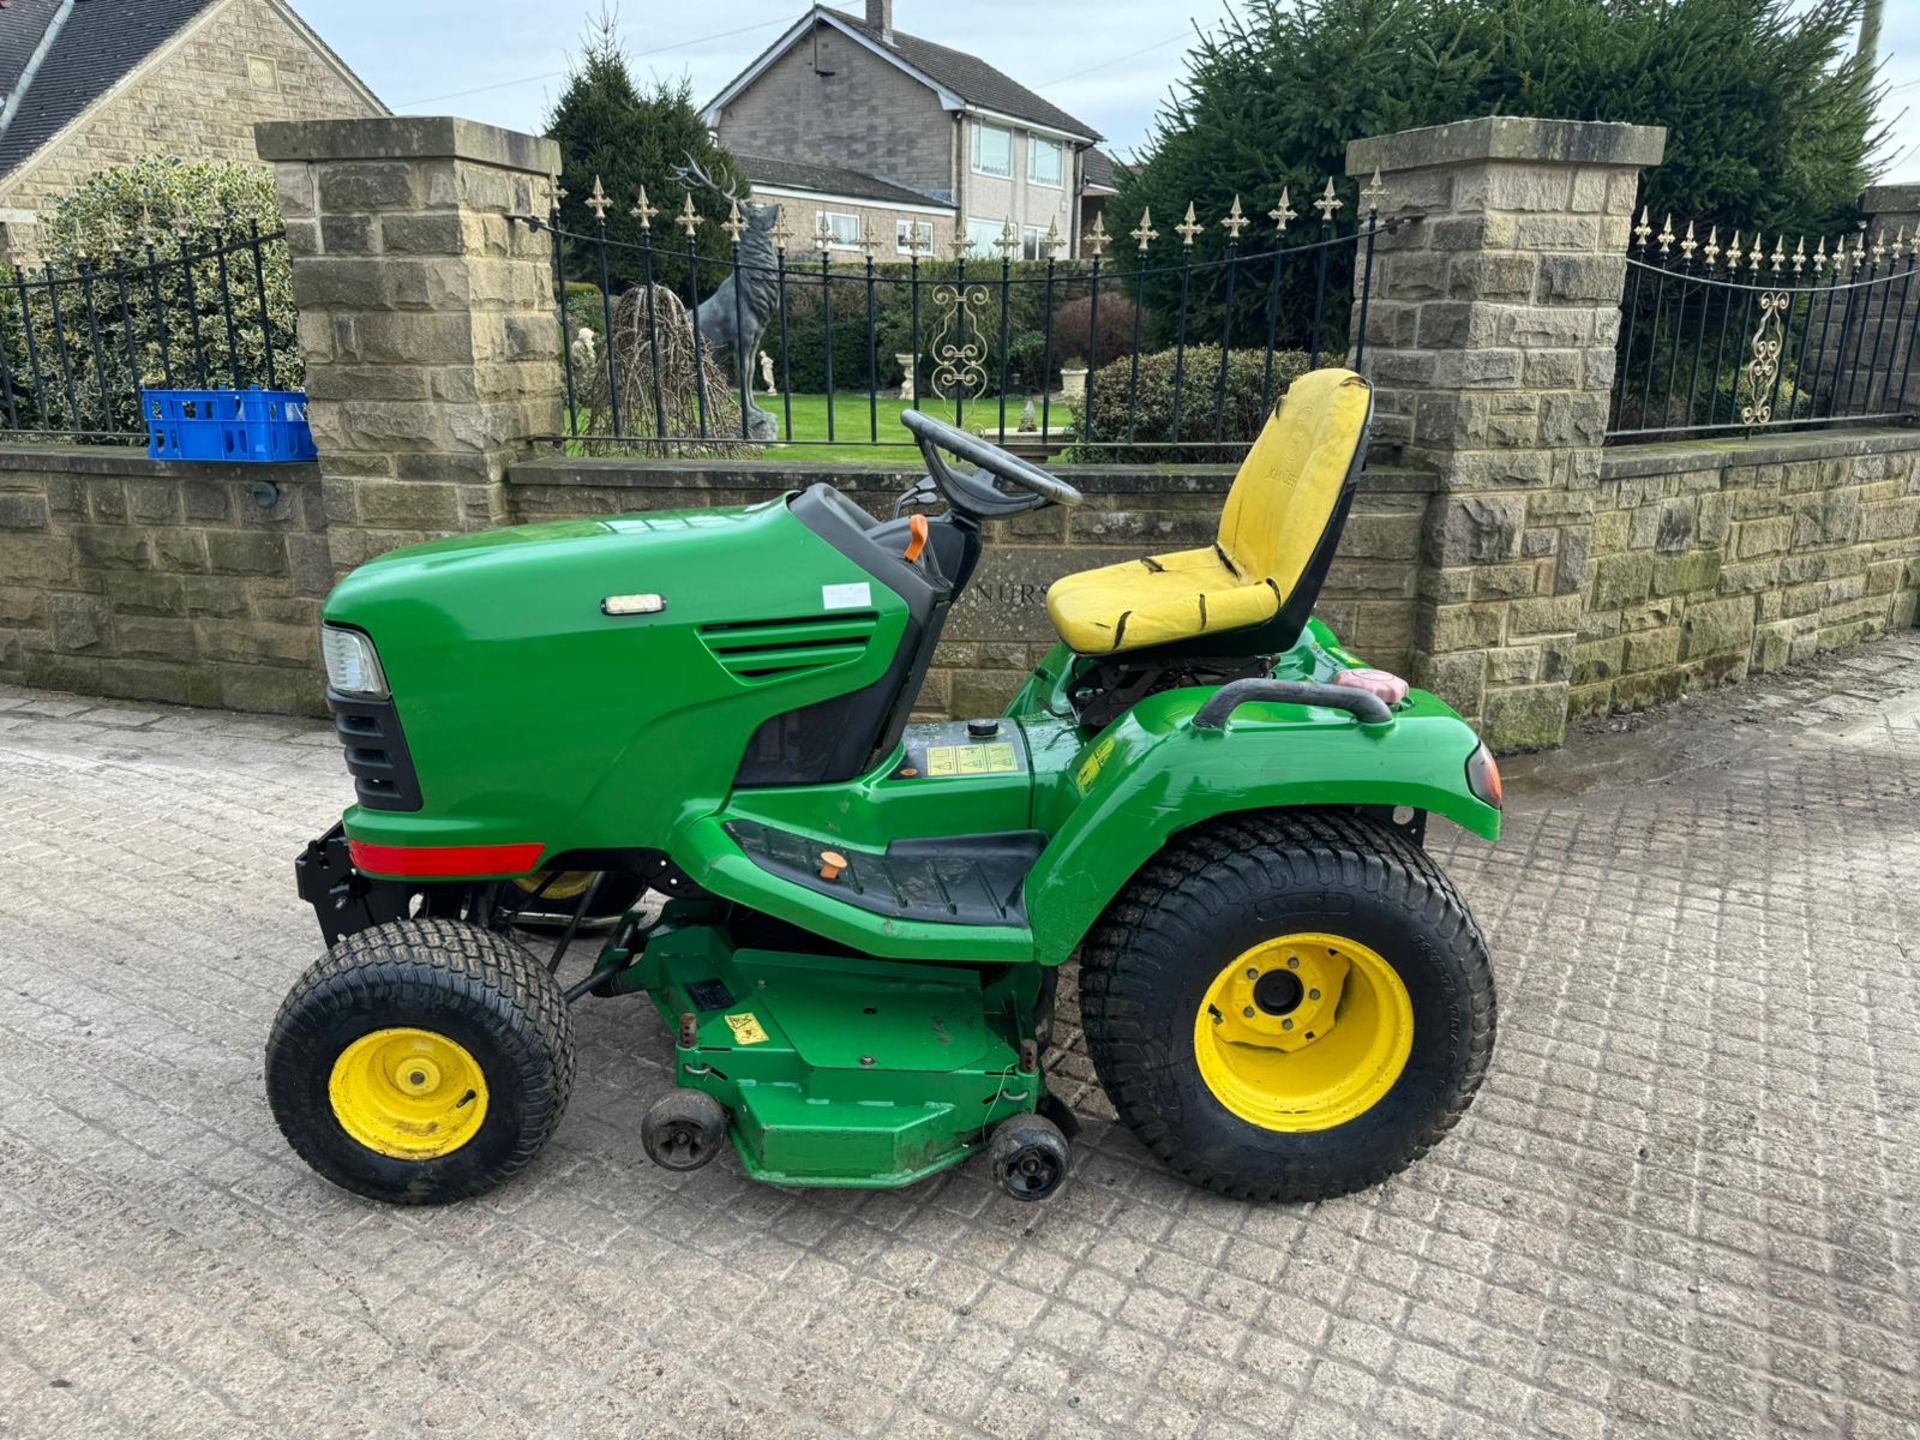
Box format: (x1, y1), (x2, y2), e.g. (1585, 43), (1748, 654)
(1080, 811), (1493, 1201)
(266, 918), (575, 1205)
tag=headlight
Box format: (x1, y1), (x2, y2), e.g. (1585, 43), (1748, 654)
(322, 624), (389, 698)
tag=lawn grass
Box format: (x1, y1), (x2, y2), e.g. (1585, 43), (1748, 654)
(563, 392), (1075, 465)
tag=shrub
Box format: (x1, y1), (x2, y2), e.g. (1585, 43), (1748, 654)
(1068, 344), (1313, 462)
(1051, 293), (1146, 368)
(0, 155), (296, 439)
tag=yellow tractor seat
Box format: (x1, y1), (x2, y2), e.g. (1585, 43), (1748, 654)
(1046, 368), (1373, 658)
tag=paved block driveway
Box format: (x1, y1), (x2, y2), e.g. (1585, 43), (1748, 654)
(1, 638), (1917, 1440)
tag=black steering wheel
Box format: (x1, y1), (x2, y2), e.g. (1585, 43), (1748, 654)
(900, 409), (1083, 521)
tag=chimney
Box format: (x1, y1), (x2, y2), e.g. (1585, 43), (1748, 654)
(867, 0), (893, 43)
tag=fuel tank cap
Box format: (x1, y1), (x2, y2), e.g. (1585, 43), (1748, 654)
(967, 718), (1001, 738)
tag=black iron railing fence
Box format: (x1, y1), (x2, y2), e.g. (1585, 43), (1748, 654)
(0, 224), (298, 443)
(521, 178), (1392, 460)
(1610, 215), (1920, 442)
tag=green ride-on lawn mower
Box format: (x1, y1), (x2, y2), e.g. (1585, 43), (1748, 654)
(270, 367), (1503, 1207)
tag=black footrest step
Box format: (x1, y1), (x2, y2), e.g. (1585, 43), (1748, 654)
(725, 820), (1045, 926)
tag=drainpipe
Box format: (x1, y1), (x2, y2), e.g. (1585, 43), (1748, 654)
(0, 0), (77, 152)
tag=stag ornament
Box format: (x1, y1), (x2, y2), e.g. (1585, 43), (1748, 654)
(675, 156), (782, 442)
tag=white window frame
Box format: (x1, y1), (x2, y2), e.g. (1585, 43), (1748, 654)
(820, 210), (863, 252)
(971, 122), (1013, 179)
(895, 218), (934, 255)
(1021, 225), (1053, 261)
(964, 218), (1003, 259)
(1027, 136), (1064, 189)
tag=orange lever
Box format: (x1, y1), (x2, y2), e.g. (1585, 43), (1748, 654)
(819, 851), (848, 882)
(903, 514), (929, 563)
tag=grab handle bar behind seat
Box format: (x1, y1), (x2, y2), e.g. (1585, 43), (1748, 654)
(1191, 678), (1395, 732)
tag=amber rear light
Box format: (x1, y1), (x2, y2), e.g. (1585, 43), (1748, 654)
(1466, 743), (1503, 810)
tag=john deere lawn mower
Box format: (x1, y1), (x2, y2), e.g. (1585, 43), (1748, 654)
(269, 367), (1502, 1206)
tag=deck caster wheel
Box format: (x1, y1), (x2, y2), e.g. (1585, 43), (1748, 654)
(642, 1090), (728, 1171)
(988, 1114), (1070, 1202)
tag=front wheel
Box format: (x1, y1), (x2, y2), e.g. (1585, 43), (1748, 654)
(266, 918), (575, 1205)
(1080, 811), (1494, 1201)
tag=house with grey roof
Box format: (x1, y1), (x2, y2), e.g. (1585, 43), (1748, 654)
(0, 0), (384, 259)
(704, 1), (1121, 261)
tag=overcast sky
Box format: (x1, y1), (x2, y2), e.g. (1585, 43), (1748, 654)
(292, 0), (1920, 182)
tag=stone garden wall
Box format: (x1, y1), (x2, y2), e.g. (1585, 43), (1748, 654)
(1572, 427), (1920, 720)
(0, 448), (329, 714)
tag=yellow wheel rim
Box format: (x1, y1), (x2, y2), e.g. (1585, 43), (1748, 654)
(328, 1027), (490, 1160)
(1193, 932), (1413, 1132)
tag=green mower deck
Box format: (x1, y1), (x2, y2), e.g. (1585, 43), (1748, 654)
(626, 913), (1042, 1186)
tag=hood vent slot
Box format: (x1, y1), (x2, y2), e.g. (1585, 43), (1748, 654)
(700, 610), (879, 680)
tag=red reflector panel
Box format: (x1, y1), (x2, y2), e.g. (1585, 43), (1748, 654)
(349, 840), (545, 877)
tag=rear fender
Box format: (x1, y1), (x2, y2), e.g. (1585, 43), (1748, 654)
(1024, 687), (1499, 963)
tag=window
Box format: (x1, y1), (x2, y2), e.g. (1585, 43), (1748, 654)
(1022, 226), (1055, 260)
(964, 219), (1005, 259)
(896, 218), (934, 255)
(971, 123), (1012, 178)
(1028, 137), (1063, 188)
(820, 210), (862, 251)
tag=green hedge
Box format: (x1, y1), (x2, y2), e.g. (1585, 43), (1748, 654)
(1069, 344), (1312, 462)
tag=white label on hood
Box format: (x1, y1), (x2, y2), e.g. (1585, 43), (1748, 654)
(822, 582), (872, 611)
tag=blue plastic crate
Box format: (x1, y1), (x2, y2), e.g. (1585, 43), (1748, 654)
(144, 387), (317, 463)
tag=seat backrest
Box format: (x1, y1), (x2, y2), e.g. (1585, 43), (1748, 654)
(1216, 368), (1372, 598)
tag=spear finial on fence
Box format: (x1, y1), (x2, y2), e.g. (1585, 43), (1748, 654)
(1871, 228), (1887, 268)
(630, 186), (657, 231)
(1633, 206), (1652, 249)
(1086, 211), (1109, 258)
(1769, 236), (1786, 274)
(1813, 235), (1829, 274)
(1221, 195), (1249, 241)
(996, 217), (1019, 258)
(862, 216), (882, 257)
(949, 230), (973, 260)
(1726, 230), (1744, 270)
(815, 213), (833, 254)
(1132, 207), (1158, 253)
(586, 175), (611, 223)
(770, 204), (793, 251)
(723, 198), (747, 245)
(677, 193), (702, 239)
(1894, 227), (1909, 264)
(1360, 168), (1387, 214)
(1269, 187), (1296, 234)
(1749, 236), (1765, 274)
(1680, 220), (1698, 263)
(1313, 178), (1343, 223)
(1175, 202), (1204, 248)
(1043, 217), (1062, 257)
(1657, 213), (1675, 256)
(1792, 236), (1806, 274)
(1704, 225), (1721, 269)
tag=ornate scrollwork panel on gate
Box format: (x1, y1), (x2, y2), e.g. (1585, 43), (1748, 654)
(1740, 291), (1790, 426)
(928, 283), (991, 399)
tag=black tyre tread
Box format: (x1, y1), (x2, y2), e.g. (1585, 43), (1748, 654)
(267, 918), (575, 1204)
(1080, 809), (1495, 1202)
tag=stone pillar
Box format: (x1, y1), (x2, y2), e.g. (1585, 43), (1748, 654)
(1347, 115), (1665, 749)
(254, 117), (563, 571)
(1856, 184), (1920, 416)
